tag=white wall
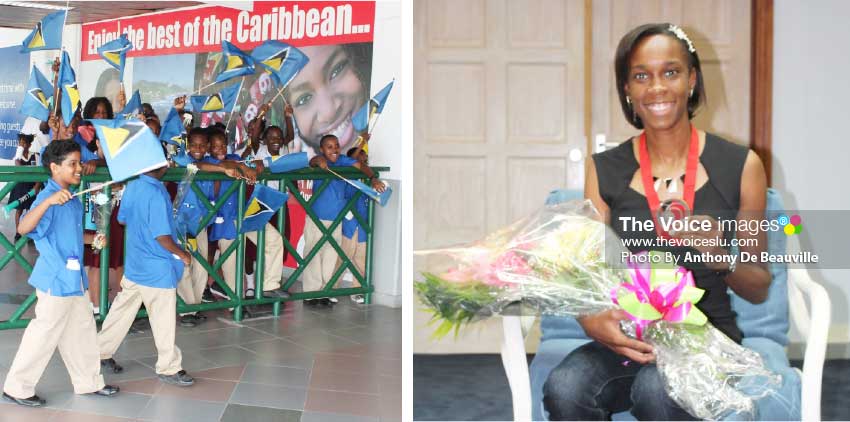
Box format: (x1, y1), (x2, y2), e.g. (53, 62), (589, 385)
(773, 0), (850, 356)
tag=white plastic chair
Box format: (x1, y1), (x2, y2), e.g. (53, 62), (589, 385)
(500, 264), (831, 422)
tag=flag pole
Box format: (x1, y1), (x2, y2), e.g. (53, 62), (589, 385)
(324, 167), (377, 200)
(72, 180), (119, 198)
(51, 2), (70, 118)
(224, 77), (245, 140)
(196, 81), (217, 95)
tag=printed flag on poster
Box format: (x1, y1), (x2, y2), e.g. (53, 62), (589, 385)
(21, 10), (65, 53)
(250, 40), (308, 88)
(352, 80), (393, 152)
(264, 152), (308, 173)
(190, 80), (241, 113)
(215, 40), (254, 83)
(159, 107), (186, 146)
(97, 33), (132, 80)
(240, 184), (288, 233)
(20, 66), (53, 121)
(58, 50), (81, 126)
(89, 118), (168, 181)
(120, 90), (142, 118)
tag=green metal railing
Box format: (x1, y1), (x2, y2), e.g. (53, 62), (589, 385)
(0, 165), (387, 329)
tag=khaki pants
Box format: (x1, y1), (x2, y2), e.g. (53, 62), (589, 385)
(337, 234), (366, 288)
(303, 219), (341, 292)
(219, 223), (283, 293)
(4, 290), (105, 397)
(97, 277), (182, 376)
(177, 230), (208, 306)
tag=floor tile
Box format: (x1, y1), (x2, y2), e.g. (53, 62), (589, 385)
(54, 391), (152, 419)
(239, 339), (315, 369)
(282, 333), (362, 354)
(229, 382), (306, 411)
(136, 353), (218, 374)
(114, 377), (161, 395)
(47, 409), (135, 421)
(0, 402), (55, 422)
(175, 327), (273, 351)
(300, 411), (379, 422)
(308, 368), (381, 395)
(155, 377), (236, 402)
(193, 346), (259, 367)
(304, 389), (381, 418)
(100, 359), (161, 384)
(189, 365), (245, 381)
(220, 403), (301, 422)
(240, 363), (310, 388)
(137, 395), (226, 422)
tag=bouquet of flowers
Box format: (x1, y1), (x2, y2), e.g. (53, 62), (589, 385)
(90, 189), (120, 250)
(414, 200), (781, 420)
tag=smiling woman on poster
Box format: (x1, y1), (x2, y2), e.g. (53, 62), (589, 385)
(283, 42), (372, 156)
(541, 23), (774, 420)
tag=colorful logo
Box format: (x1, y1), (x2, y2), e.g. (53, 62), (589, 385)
(777, 214), (802, 236)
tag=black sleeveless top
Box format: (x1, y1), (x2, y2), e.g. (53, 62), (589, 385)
(592, 133), (748, 343)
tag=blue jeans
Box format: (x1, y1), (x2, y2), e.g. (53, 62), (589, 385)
(542, 341), (695, 420)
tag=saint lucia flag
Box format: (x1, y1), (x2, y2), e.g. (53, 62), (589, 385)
(20, 66), (53, 121)
(59, 50), (81, 126)
(345, 178), (393, 207)
(159, 107), (186, 146)
(240, 184), (288, 234)
(120, 90), (142, 118)
(250, 40), (308, 88)
(215, 40), (254, 83)
(97, 34), (132, 81)
(352, 80), (394, 133)
(264, 152), (308, 173)
(190, 80), (241, 113)
(20, 10), (65, 53)
(89, 118), (168, 181)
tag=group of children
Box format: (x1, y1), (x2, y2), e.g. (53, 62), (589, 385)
(2, 92), (383, 407)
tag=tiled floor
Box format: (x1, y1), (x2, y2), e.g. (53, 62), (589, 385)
(0, 231), (401, 421)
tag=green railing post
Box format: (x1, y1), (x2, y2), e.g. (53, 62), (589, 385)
(98, 183), (112, 321)
(233, 180), (246, 321)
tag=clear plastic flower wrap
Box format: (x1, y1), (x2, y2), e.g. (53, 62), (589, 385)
(173, 163), (200, 249)
(90, 189), (120, 250)
(414, 200), (781, 420)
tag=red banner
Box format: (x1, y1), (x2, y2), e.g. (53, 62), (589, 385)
(81, 1), (375, 61)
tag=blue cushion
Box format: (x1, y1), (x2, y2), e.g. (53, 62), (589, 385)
(532, 188), (797, 420)
(730, 188), (790, 346)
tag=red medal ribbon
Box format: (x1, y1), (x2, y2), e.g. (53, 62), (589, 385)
(638, 125), (700, 238)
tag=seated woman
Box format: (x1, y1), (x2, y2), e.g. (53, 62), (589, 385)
(542, 23), (770, 420)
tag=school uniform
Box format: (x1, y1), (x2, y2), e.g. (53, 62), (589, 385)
(303, 155), (357, 292)
(338, 184), (369, 284)
(97, 174), (185, 376)
(208, 155), (284, 294)
(3, 179), (105, 398)
(175, 157), (214, 307)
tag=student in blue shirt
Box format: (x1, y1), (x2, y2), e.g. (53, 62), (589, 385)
(304, 134), (384, 306)
(96, 163), (195, 387)
(2, 141), (119, 408)
(338, 147), (373, 305)
(174, 128), (243, 327)
(206, 129), (289, 300)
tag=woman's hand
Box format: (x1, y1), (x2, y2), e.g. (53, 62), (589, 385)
(669, 215), (728, 270)
(578, 309), (655, 364)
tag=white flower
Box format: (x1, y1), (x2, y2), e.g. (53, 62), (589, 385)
(669, 24), (696, 54)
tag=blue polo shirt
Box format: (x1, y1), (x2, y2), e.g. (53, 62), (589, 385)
(176, 155), (215, 237)
(118, 174), (184, 288)
(26, 179), (89, 296)
(342, 184), (368, 243)
(208, 154), (241, 242)
(312, 155), (357, 221)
